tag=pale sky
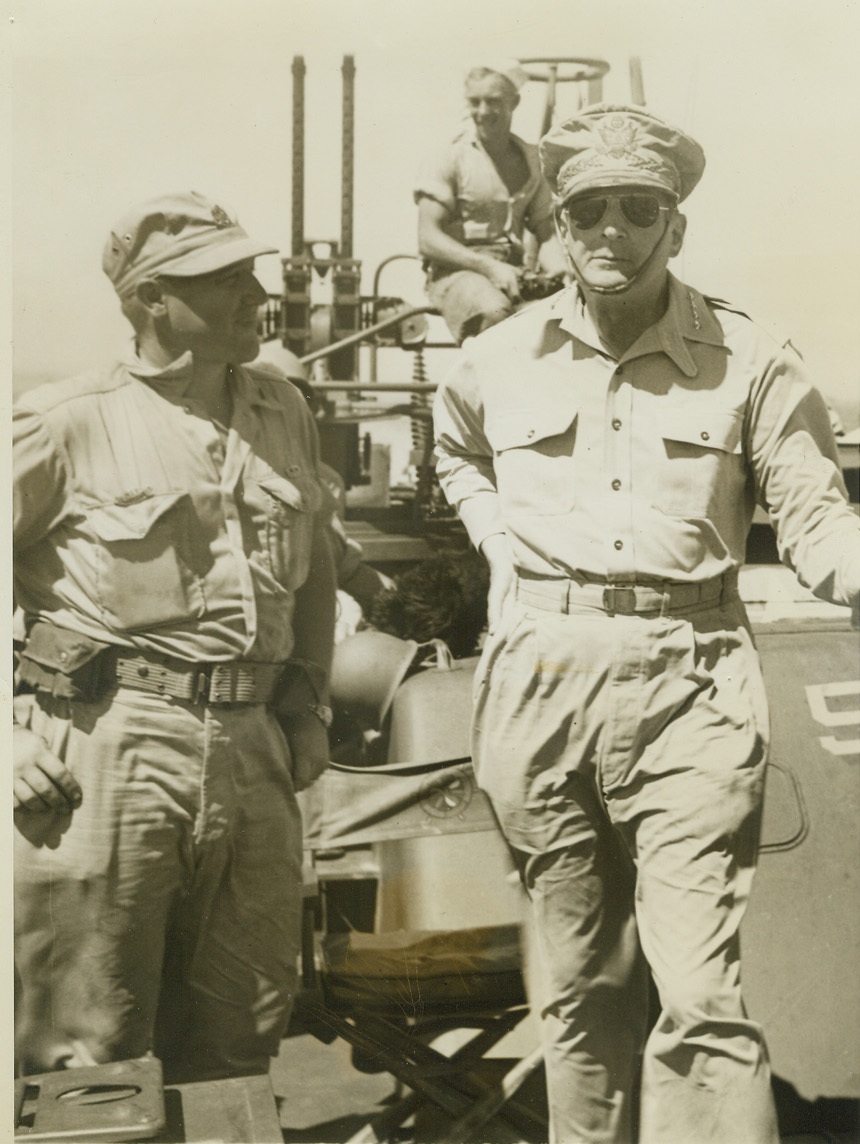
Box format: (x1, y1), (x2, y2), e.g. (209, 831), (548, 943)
(2, 0), (860, 1102)
(8, 0), (860, 429)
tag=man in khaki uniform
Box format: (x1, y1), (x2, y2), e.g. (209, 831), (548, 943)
(434, 105), (860, 1142)
(13, 192), (336, 1082)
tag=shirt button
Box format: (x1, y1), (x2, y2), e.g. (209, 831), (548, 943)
(700, 431), (710, 441)
(614, 539), (624, 550)
(616, 366), (623, 376)
(612, 418), (622, 431)
(182, 405), (192, 414)
(611, 479), (622, 491)
(526, 429), (535, 439)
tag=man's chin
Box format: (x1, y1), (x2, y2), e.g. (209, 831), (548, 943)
(233, 336), (262, 363)
(581, 268), (635, 294)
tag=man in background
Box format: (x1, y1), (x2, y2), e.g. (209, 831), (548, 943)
(415, 59), (565, 343)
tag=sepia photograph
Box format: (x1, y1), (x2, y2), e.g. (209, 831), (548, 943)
(6, 1), (860, 1141)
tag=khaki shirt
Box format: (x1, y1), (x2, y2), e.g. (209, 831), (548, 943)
(414, 120), (553, 270)
(434, 275), (860, 605)
(14, 354), (324, 661)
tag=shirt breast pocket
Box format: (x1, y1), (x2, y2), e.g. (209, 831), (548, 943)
(87, 492), (205, 631)
(253, 472), (319, 590)
(488, 406), (579, 516)
(653, 406), (745, 518)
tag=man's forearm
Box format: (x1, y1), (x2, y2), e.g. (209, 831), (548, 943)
(291, 518), (337, 698)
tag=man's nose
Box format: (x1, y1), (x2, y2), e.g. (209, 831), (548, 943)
(244, 273), (268, 305)
(601, 200), (627, 237)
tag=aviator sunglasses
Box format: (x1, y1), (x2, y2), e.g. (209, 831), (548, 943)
(565, 192), (673, 231)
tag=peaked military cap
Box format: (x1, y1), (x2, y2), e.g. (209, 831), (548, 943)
(540, 103), (706, 204)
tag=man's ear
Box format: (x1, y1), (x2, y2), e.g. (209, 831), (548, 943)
(135, 278), (167, 315)
(668, 211), (687, 258)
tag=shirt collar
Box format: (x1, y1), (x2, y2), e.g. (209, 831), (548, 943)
(554, 273), (725, 377)
(122, 350), (276, 407)
(123, 347), (196, 394)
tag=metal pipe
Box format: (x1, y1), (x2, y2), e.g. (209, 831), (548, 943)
(291, 56), (306, 256)
(309, 381), (438, 393)
(341, 55), (356, 259)
(371, 253), (422, 300)
(540, 64), (558, 138)
(369, 253), (422, 381)
(299, 305), (436, 365)
(629, 56), (646, 105)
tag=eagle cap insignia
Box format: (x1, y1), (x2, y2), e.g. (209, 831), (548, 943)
(210, 203), (233, 228)
(596, 114), (639, 158)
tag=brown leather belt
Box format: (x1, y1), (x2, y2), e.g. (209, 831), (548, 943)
(111, 651), (285, 705)
(515, 571), (737, 617)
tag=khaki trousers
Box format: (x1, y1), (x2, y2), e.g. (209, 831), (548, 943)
(473, 588), (780, 1144)
(15, 686), (302, 1083)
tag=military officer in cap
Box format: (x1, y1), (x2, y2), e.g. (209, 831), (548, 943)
(434, 105), (860, 1142)
(13, 191), (336, 1082)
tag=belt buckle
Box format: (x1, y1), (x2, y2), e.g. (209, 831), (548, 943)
(208, 663), (241, 705)
(602, 585), (638, 614)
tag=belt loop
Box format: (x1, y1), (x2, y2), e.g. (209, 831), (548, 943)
(721, 568), (737, 605)
(660, 584), (670, 619)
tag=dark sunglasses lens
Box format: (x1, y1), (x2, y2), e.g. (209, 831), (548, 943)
(621, 195), (662, 227)
(567, 198), (607, 230)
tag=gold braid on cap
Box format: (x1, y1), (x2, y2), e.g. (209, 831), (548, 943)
(557, 114), (681, 201)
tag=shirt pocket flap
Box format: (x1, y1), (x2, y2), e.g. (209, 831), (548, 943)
(660, 407), (743, 454)
(22, 622), (108, 672)
(87, 492), (187, 542)
(256, 473), (312, 512)
(489, 406), (579, 452)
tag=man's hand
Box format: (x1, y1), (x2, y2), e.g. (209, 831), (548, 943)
(283, 710), (331, 792)
(483, 260), (521, 304)
(13, 725), (81, 812)
(481, 533), (515, 635)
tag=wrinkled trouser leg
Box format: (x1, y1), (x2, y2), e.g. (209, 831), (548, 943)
(15, 687), (302, 1083)
(472, 597), (780, 1144)
(605, 611), (779, 1144)
(511, 777), (649, 1144)
(425, 269), (515, 344)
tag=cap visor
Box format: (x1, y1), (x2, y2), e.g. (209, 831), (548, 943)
(159, 235), (279, 277)
(559, 171), (677, 204)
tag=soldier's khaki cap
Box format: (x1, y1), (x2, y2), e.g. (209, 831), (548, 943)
(103, 190), (278, 297)
(540, 104), (705, 205)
